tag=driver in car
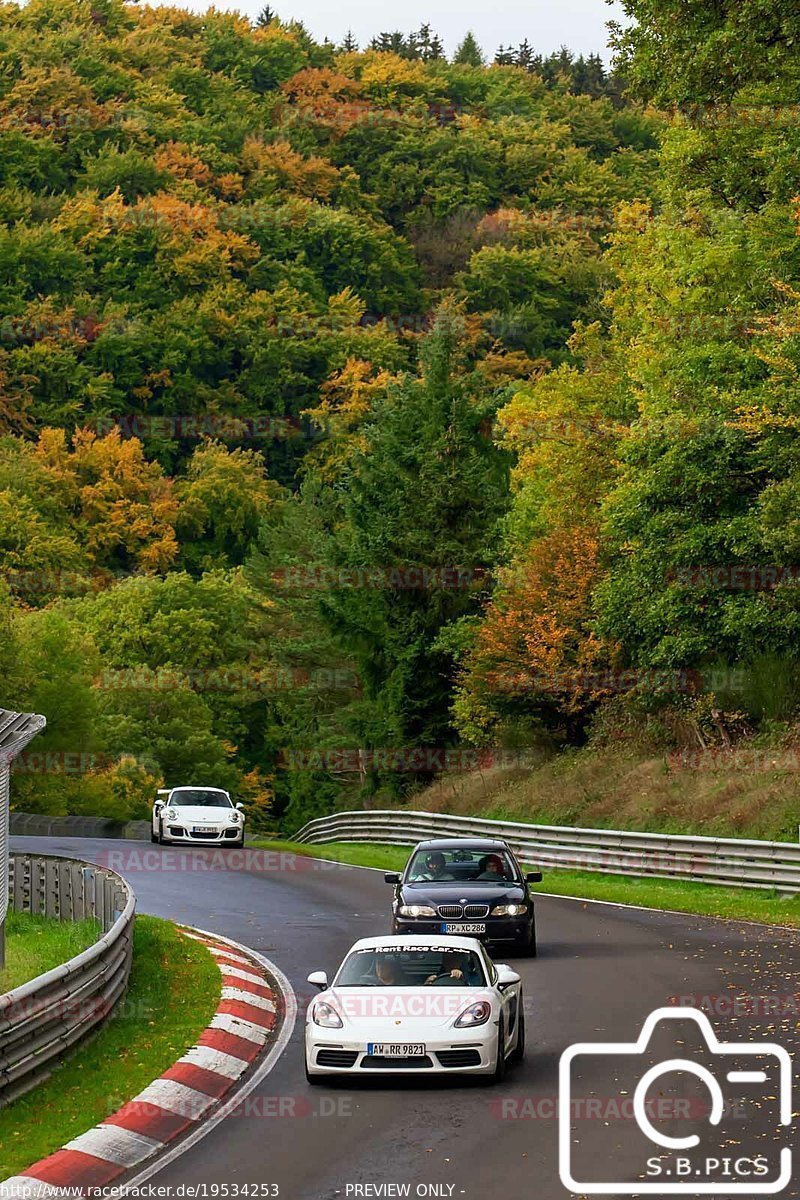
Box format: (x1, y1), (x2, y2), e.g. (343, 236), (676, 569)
(416, 851), (455, 881)
(476, 853), (507, 880)
(424, 949), (473, 985)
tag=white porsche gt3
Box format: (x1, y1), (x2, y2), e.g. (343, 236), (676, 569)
(304, 935), (525, 1083)
(151, 786), (246, 846)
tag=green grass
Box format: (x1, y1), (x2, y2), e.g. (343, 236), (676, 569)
(0, 915), (220, 1179)
(252, 838), (800, 929)
(0, 911), (101, 994)
(406, 747), (800, 842)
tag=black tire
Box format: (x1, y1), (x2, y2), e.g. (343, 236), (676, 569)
(510, 1005), (526, 1063)
(523, 919), (537, 957)
(491, 1017), (507, 1084)
(150, 827), (158, 844)
(305, 1060), (324, 1086)
(157, 820), (165, 846)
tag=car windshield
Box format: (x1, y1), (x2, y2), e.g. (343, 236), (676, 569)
(335, 946), (487, 988)
(170, 789), (232, 808)
(405, 848), (517, 884)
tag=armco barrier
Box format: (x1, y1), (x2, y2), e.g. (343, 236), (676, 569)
(10, 812), (151, 840)
(294, 810), (800, 894)
(0, 853), (135, 1106)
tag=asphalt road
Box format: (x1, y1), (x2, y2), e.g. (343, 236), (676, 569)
(10, 836), (799, 1200)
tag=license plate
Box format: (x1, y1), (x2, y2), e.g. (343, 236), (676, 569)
(194, 826), (219, 834)
(368, 1043), (426, 1057)
(441, 922), (486, 934)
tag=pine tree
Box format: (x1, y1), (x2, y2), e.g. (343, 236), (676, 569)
(426, 33), (445, 61)
(318, 310), (510, 788)
(341, 29), (358, 52)
(516, 38), (534, 71)
(494, 44), (515, 66)
(454, 32), (485, 67)
(255, 5), (275, 27)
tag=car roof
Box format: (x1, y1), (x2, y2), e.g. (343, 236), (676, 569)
(411, 838), (510, 852)
(348, 934), (486, 952)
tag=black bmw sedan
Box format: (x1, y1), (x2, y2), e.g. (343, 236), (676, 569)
(386, 838), (542, 956)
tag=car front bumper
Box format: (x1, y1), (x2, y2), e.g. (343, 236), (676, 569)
(392, 915), (531, 945)
(306, 1025), (499, 1076)
(162, 826), (244, 844)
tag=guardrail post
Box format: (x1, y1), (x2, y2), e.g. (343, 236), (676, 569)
(0, 709), (46, 971)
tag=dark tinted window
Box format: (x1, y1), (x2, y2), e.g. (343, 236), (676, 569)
(406, 847), (517, 883)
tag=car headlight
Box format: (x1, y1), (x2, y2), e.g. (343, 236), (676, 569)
(167, 809), (178, 820)
(231, 811), (243, 823)
(454, 1000), (492, 1028)
(312, 1001), (343, 1029)
(490, 903), (527, 917)
(397, 904), (437, 918)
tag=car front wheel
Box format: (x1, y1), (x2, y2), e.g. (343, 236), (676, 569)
(491, 1017), (507, 1084)
(510, 1005), (525, 1063)
(305, 1059), (323, 1086)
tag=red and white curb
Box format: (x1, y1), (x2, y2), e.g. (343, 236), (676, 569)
(0, 929), (297, 1198)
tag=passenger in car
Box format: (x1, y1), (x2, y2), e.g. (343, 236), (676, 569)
(475, 853), (508, 880)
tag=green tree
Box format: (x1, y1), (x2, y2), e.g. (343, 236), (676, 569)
(454, 33), (484, 68)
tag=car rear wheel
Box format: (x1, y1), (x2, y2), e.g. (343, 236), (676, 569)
(510, 1005), (525, 1063)
(491, 1017), (507, 1084)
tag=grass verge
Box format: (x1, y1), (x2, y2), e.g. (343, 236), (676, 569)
(0, 912), (101, 994)
(408, 748), (800, 842)
(0, 915), (220, 1180)
(251, 838), (800, 929)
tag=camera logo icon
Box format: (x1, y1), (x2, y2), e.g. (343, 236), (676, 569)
(559, 1007), (792, 1194)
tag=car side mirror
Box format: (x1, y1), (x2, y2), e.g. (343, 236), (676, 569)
(384, 872), (401, 884)
(307, 971), (328, 991)
(496, 965), (521, 991)
(526, 870), (542, 883)
(154, 802), (164, 812)
(235, 803), (245, 811)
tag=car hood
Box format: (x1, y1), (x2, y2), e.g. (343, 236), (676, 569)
(399, 882), (525, 906)
(166, 805), (234, 822)
(317, 987), (495, 1032)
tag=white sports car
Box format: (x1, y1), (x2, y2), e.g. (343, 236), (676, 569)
(304, 935), (525, 1082)
(152, 786), (245, 846)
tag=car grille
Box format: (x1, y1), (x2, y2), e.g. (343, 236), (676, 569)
(168, 826), (185, 837)
(316, 1049), (358, 1068)
(436, 1049), (482, 1068)
(361, 1055), (433, 1069)
(190, 830), (222, 840)
(436, 904), (489, 919)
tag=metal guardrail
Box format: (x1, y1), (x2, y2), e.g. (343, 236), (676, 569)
(294, 810), (800, 894)
(10, 813), (151, 841)
(0, 709), (47, 968)
(0, 854), (136, 1107)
